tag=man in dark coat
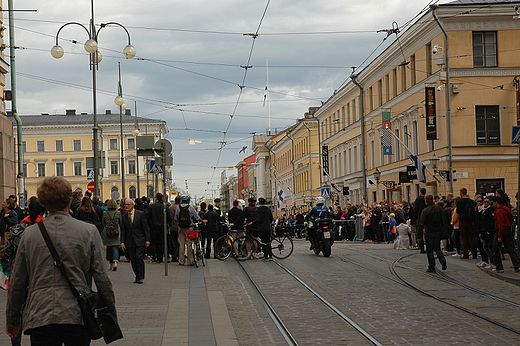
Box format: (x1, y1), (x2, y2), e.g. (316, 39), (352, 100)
(413, 187), (427, 253)
(257, 198), (274, 261)
(203, 204), (220, 258)
(120, 199), (151, 284)
(148, 193), (172, 263)
(420, 195), (448, 273)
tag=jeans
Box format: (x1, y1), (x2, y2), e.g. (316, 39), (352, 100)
(417, 224), (425, 251)
(452, 228), (461, 254)
(425, 232), (447, 270)
(28, 324), (90, 346)
(106, 245), (119, 263)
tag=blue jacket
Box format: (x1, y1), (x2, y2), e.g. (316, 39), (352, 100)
(308, 205), (331, 220)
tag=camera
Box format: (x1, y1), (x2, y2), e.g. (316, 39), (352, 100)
(432, 45), (439, 54)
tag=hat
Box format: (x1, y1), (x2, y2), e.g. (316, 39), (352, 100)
(214, 198), (221, 203)
(258, 197), (267, 205)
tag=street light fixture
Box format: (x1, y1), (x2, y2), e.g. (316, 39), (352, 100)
(373, 167), (397, 189)
(115, 62), (126, 199)
(51, 0), (135, 198)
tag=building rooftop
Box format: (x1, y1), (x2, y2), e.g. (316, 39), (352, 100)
(8, 113), (165, 127)
(444, 0), (519, 5)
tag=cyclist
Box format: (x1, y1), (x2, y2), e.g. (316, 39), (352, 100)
(257, 198), (274, 261)
(173, 195), (201, 266)
(305, 196), (331, 250)
(234, 197), (260, 257)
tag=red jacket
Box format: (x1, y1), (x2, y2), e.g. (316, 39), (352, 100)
(494, 205), (512, 238)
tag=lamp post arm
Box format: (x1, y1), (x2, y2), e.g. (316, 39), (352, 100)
(55, 22), (91, 44)
(97, 22), (132, 44)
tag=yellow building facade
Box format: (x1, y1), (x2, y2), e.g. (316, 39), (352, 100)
(316, 2), (520, 205)
(16, 111), (169, 201)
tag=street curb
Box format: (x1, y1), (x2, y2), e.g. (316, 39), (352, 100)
(478, 266), (520, 287)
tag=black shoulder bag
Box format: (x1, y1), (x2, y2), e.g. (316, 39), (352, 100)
(38, 222), (123, 344)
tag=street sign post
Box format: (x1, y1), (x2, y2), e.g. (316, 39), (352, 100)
(320, 187), (331, 199)
(512, 126), (520, 144)
(86, 168), (94, 181)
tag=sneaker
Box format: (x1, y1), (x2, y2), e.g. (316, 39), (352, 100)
(476, 262), (487, 267)
(426, 268), (436, 273)
(452, 253), (460, 257)
(492, 268), (504, 273)
(482, 263), (492, 269)
(514, 268), (520, 273)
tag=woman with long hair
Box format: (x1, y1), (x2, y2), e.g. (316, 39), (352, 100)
(21, 196), (45, 225)
(101, 199), (122, 271)
(74, 196), (101, 231)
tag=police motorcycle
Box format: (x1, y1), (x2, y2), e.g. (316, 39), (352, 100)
(305, 197), (334, 257)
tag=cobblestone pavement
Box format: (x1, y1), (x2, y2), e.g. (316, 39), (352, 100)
(1, 240), (520, 345)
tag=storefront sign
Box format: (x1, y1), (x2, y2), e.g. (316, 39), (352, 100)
(425, 87), (437, 140)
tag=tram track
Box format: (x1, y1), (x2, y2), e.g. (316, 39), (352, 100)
(338, 249), (520, 336)
(235, 259), (383, 346)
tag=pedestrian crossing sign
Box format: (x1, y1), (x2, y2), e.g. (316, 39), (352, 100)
(513, 126), (520, 144)
(86, 168), (94, 181)
(320, 187), (331, 199)
(150, 164), (163, 174)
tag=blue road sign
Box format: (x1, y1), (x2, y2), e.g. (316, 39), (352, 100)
(86, 168), (94, 181)
(320, 187), (331, 199)
(513, 126), (520, 144)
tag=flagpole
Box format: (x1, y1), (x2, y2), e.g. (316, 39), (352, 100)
(266, 59), (271, 134)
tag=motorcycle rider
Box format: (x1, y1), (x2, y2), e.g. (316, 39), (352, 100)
(305, 196), (331, 250)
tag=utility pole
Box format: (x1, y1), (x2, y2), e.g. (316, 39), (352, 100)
(350, 74), (367, 204)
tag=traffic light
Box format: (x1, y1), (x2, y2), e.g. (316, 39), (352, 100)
(343, 186), (349, 196)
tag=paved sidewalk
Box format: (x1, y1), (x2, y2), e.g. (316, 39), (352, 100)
(0, 260), (241, 346)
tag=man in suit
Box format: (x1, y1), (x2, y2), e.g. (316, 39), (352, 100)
(120, 199), (150, 284)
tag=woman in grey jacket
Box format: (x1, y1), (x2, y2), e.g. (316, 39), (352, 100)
(101, 199), (122, 271)
(6, 177), (117, 345)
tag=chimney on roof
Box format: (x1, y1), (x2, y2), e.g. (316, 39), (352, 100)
(125, 109), (131, 116)
(105, 110), (111, 115)
(65, 109), (76, 115)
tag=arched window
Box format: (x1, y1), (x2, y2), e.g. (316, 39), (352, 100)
(129, 186), (137, 199)
(111, 186), (120, 201)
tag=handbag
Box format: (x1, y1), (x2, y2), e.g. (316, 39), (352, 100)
(37, 222), (123, 344)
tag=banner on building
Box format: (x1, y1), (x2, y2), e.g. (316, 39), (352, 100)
(382, 111), (392, 155)
(425, 87), (437, 140)
(406, 165), (418, 180)
(322, 145), (329, 176)
(399, 171), (410, 184)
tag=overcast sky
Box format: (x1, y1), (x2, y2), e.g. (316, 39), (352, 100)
(5, 0), (451, 199)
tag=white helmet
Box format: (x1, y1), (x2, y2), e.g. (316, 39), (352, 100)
(315, 196), (325, 204)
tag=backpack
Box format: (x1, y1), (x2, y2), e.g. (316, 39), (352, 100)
(3, 223), (27, 262)
(178, 206), (191, 228)
(104, 212), (120, 238)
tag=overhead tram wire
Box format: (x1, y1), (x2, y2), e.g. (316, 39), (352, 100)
(209, 0), (272, 183)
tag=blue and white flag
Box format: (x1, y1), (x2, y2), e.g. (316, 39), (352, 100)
(277, 189), (284, 208)
(409, 154), (426, 183)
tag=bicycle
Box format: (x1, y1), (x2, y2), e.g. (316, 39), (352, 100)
(232, 227), (293, 261)
(214, 223), (241, 261)
(185, 224), (205, 268)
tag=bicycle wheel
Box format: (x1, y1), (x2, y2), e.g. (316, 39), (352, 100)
(232, 236), (258, 261)
(271, 234), (294, 259)
(215, 234), (232, 261)
(192, 242), (199, 268)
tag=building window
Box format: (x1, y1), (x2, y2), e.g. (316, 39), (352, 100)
(56, 140), (63, 152)
(22, 141), (26, 153)
(23, 163), (27, 177)
(55, 162), (64, 176)
(128, 137), (135, 150)
(476, 105), (500, 145)
(73, 140), (81, 151)
(109, 139), (118, 150)
(410, 54), (416, 85)
(348, 148), (352, 174)
(129, 186), (137, 199)
(384, 74), (390, 102)
(37, 163), (45, 177)
(378, 80), (383, 107)
(353, 146), (358, 172)
(412, 121), (419, 154)
(392, 68), (398, 98)
(37, 141), (45, 152)
(110, 160), (119, 175)
(74, 162), (82, 176)
(426, 42), (432, 76)
(352, 99), (357, 122)
(368, 86), (374, 112)
(128, 160), (136, 174)
(343, 150), (347, 176)
(403, 125), (409, 149)
(371, 139), (375, 169)
(473, 31), (497, 68)
(476, 178), (504, 197)
(395, 129), (401, 161)
(400, 65), (407, 92)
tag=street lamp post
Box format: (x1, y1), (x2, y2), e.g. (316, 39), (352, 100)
(51, 0), (136, 198)
(115, 62), (126, 199)
(134, 101), (141, 198)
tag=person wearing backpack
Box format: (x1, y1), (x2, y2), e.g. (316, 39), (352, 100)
(456, 188), (478, 259)
(102, 199), (122, 271)
(173, 195), (201, 266)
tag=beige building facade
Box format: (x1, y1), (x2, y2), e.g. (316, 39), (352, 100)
(316, 1), (520, 205)
(16, 111), (169, 201)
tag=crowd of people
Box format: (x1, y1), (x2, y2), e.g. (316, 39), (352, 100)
(1, 176), (519, 344)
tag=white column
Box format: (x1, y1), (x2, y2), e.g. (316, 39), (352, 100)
(256, 155), (266, 199)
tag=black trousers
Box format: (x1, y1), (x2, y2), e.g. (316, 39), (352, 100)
(151, 230), (165, 262)
(494, 230), (520, 271)
(205, 231), (218, 258)
(128, 240), (145, 281)
(260, 230), (273, 259)
(425, 231), (447, 270)
(28, 324), (90, 346)
(417, 224), (425, 251)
